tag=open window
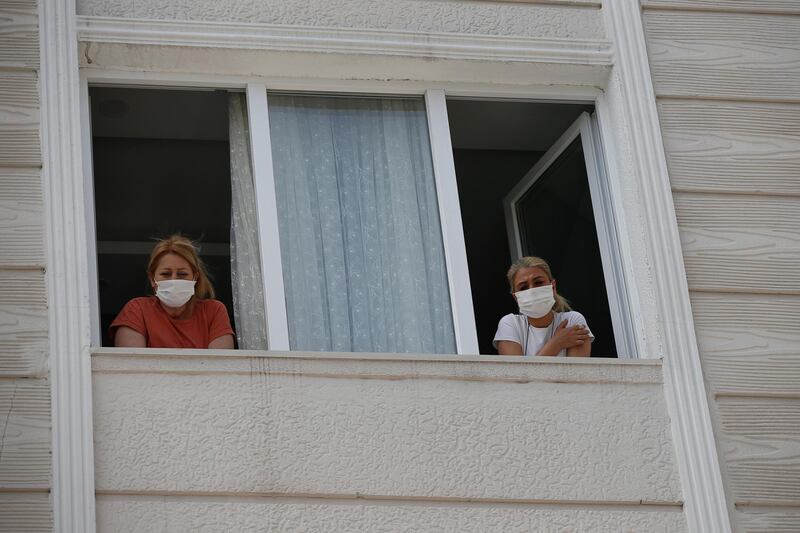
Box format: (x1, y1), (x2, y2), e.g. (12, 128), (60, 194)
(89, 87), (234, 346)
(447, 99), (635, 357)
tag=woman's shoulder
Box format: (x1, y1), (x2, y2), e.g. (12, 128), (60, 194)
(558, 310), (588, 324)
(195, 298), (226, 311)
(122, 296), (158, 310)
(498, 313), (525, 325)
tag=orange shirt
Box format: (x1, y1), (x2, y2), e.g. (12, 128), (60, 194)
(110, 296), (234, 348)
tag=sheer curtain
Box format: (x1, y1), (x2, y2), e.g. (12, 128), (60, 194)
(268, 94), (456, 354)
(228, 93), (268, 350)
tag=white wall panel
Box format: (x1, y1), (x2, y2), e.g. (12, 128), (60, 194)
(0, 170), (45, 267)
(674, 193), (800, 294)
(92, 353), (681, 504)
(0, 0), (38, 70)
(644, 10), (800, 100)
(0, 379), (50, 489)
(77, 0), (605, 40)
(718, 397), (800, 504)
(0, 72), (40, 167)
(643, 1), (800, 14)
(0, 271), (47, 376)
(659, 99), (800, 195)
(0, 493), (52, 533)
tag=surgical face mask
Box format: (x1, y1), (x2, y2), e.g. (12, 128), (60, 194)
(515, 284), (555, 319)
(155, 279), (196, 308)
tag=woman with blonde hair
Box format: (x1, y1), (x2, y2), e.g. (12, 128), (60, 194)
(493, 256), (592, 357)
(110, 235), (234, 349)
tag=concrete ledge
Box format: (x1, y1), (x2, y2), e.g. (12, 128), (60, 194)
(91, 348), (662, 384)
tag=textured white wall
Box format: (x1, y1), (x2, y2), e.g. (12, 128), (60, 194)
(77, 0), (604, 40)
(92, 351), (685, 531)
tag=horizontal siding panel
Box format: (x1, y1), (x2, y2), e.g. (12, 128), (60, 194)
(0, 270), (47, 376)
(0, 72), (39, 167)
(0, 378), (50, 489)
(0, 493), (51, 532)
(0, 1), (38, 70)
(643, 0), (800, 14)
(691, 292), (799, 396)
(0, 170), (44, 267)
(644, 11), (800, 100)
(674, 193), (800, 294)
(706, 355), (800, 398)
(718, 397), (800, 504)
(658, 99), (800, 195)
(738, 509), (800, 533)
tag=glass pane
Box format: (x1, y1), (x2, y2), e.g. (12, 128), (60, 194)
(516, 137), (618, 357)
(268, 94), (456, 354)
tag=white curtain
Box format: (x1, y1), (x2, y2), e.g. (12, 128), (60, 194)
(268, 94), (456, 354)
(229, 93), (268, 350)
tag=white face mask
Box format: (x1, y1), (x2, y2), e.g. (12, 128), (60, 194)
(155, 279), (196, 308)
(515, 284), (555, 319)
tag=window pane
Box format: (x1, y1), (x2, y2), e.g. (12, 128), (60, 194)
(268, 94), (456, 354)
(516, 137), (617, 357)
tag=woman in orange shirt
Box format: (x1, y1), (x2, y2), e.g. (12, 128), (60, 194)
(110, 235), (235, 349)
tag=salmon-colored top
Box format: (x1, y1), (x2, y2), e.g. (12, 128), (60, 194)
(110, 296), (234, 348)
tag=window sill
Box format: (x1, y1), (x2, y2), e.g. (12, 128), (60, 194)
(91, 347), (661, 384)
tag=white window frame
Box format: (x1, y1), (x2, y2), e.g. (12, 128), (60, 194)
(41, 1), (731, 531)
(503, 112), (638, 358)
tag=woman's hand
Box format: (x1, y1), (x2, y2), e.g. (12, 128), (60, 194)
(537, 320), (591, 356)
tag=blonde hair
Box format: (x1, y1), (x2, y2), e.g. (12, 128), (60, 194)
(506, 256), (570, 312)
(147, 234), (215, 299)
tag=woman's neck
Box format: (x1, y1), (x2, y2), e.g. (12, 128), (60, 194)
(527, 310), (555, 328)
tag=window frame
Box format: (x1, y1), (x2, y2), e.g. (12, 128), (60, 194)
(82, 79), (636, 357)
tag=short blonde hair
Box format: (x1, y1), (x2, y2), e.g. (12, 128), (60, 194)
(147, 234), (215, 299)
(506, 256), (570, 312)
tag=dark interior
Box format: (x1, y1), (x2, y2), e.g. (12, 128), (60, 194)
(446, 98), (618, 357)
(89, 87), (233, 346)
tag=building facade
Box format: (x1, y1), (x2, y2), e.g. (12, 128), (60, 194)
(0, 1), (797, 531)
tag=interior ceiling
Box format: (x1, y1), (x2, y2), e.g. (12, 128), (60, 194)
(90, 87), (593, 151)
(447, 99), (594, 151)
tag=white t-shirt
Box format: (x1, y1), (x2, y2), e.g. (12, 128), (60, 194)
(492, 311), (594, 357)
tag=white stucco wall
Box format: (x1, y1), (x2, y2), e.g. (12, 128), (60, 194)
(77, 0), (604, 40)
(92, 350), (685, 531)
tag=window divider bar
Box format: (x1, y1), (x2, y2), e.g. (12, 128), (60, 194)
(80, 73), (101, 347)
(424, 89), (480, 355)
(245, 84), (291, 350)
(579, 113), (639, 359)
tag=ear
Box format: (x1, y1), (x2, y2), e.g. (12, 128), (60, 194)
(551, 279), (557, 294)
(150, 278), (157, 291)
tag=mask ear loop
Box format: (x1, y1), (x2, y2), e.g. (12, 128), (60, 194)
(523, 318), (529, 355)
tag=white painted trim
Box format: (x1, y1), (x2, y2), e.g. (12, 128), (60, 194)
(581, 113), (639, 359)
(246, 84), (290, 351)
(425, 90), (480, 355)
(603, 1), (731, 531)
(76, 16), (613, 66)
(79, 73), (101, 347)
(41, 1), (97, 531)
(82, 68), (603, 102)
